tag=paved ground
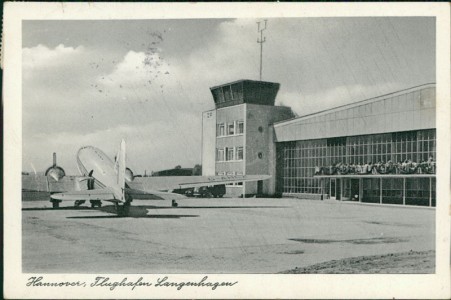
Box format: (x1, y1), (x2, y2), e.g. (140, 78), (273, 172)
(281, 250), (435, 274)
(22, 198), (435, 273)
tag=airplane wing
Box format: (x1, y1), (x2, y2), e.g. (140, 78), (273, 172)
(129, 174), (271, 191)
(22, 174), (78, 192)
(125, 188), (186, 200)
(49, 187), (186, 202)
(23, 174), (186, 202)
(50, 188), (120, 203)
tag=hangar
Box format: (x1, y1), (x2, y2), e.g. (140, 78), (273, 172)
(202, 80), (436, 207)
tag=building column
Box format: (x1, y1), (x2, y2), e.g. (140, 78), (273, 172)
(380, 178), (383, 204)
(329, 178), (336, 199)
(402, 178), (406, 205)
(340, 179), (343, 201)
(429, 177), (432, 207)
(359, 178), (362, 203)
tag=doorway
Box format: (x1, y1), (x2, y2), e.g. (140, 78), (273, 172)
(351, 179), (359, 201)
(336, 179), (341, 200)
(330, 179), (336, 200)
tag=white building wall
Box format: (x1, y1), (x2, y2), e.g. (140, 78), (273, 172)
(201, 110), (216, 176)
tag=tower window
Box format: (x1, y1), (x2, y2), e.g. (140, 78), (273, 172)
(236, 147), (244, 160)
(228, 123), (235, 135)
(226, 147), (235, 161)
(217, 123), (225, 136)
(223, 86), (233, 101)
(217, 149), (225, 161)
(237, 121), (244, 134)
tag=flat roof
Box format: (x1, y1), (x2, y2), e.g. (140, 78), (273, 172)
(274, 83), (436, 127)
(209, 79), (279, 90)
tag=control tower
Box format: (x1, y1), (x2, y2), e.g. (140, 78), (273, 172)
(202, 79), (294, 197)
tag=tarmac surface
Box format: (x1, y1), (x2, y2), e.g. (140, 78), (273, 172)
(22, 198), (435, 273)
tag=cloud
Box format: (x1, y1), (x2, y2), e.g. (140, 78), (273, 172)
(22, 44), (98, 109)
(23, 44), (85, 72)
(95, 50), (176, 104)
(99, 50), (170, 89)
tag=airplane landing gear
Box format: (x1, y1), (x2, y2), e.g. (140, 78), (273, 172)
(115, 201), (131, 217)
(50, 199), (61, 208)
(172, 200), (178, 207)
(90, 200), (102, 208)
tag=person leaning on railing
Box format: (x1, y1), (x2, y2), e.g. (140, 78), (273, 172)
(314, 166), (321, 175)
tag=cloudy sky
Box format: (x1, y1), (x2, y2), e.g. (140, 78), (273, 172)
(22, 18), (435, 175)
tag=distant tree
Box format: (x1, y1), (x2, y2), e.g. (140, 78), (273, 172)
(174, 165), (182, 170)
(192, 164), (202, 175)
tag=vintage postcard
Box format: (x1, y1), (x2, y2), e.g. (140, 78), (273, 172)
(3, 2), (450, 299)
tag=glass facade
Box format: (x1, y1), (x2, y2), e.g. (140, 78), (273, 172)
(282, 140), (327, 194)
(280, 129), (436, 206)
(381, 178), (403, 205)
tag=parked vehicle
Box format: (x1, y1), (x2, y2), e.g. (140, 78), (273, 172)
(185, 185), (226, 198)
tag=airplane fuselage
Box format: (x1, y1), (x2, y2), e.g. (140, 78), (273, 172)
(76, 146), (117, 189)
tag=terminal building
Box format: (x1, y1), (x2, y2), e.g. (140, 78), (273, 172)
(202, 80), (436, 207)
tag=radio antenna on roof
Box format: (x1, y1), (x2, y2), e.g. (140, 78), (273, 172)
(257, 19), (267, 81)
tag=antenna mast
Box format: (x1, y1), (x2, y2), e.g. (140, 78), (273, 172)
(257, 19), (267, 81)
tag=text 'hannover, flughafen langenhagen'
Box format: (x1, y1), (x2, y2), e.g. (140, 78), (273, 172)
(26, 276), (239, 291)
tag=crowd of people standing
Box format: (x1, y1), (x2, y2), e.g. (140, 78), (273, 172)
(315, 157), (436, 175)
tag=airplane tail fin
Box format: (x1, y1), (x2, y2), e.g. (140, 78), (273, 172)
(113, 139), (126, 201)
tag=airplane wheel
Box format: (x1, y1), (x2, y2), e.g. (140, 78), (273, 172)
(90, 200), (102, 208)
(116, 202), (131, 217)
(51, 200), (60, 208)
(172, 200), (178, 207)
(74, 200), (86, 207)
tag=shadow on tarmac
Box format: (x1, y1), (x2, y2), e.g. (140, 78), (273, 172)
(66, 214), (199, 219)
(23, 203), (287, 218)
(69, 205), (200, 219)
(22, 207), (91, 211)
(143, 205), (288, 209)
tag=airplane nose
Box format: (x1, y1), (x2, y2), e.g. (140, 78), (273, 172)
(77, 146), (97, 162)
(77, 146), (94, 175)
